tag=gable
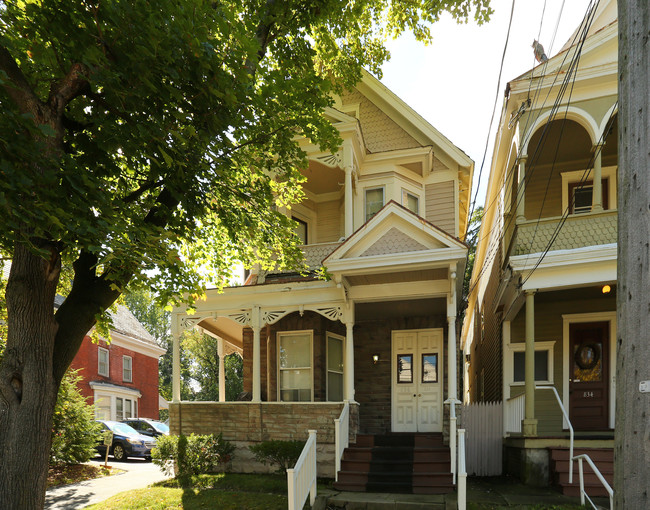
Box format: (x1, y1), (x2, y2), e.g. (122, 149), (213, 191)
(360, 227), (431, 257)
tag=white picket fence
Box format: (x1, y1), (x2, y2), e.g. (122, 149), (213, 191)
(504, 393), (525, 434)
(460, 401), (503, 476)
(287, 430), (317, 510)
(334, 400), (350, 481)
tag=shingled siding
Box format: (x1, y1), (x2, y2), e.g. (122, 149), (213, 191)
(353, 315), (448, 435)
(169, 402), (358, 477)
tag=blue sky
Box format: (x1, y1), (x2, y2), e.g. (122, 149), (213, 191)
(379, 0), (593, 207)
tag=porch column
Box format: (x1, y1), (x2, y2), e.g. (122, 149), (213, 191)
(252, 305), (262, 402)
(516, 155), (527, 222)
(592, 143), (604, 212)
(218, 336), (226, 402)
(172, 328), (181, 403)
(447, 270), (458, 402)
(523, 290), (538, 436)
(344, 303), (355, 401)
(344, 166), (354, 238)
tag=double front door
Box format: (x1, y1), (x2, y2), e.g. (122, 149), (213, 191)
(391, 329), (444, 433)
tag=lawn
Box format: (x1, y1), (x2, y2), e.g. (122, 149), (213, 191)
(85, 473), (328, 510)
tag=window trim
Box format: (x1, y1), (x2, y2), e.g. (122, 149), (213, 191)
(98, 347), (109, 377)
(561, 166), (617, 214)
(507, 340), (555, 386)
(326, 332), (344, 402)
(401, 189), (420, 215)
(292, 216), (309, 245)
(277, 330), (314, 402)
(364, 186), (385, 222)
(123, 355), (133, 383)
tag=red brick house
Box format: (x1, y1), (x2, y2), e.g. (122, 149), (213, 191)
(65, 297), (166, 421)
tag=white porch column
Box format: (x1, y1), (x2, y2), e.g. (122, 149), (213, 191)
(252, 305), (262, 403)
(516, 156), (527, 221)
(172, 316), (181, 403)
(344, 166), (354, 238)
(344, 303), (355, 401)
(592, 143), (604, 212)
(523, 290), (538, 436)
(447, 270), (458, 402)
(218, 336), (226, 402)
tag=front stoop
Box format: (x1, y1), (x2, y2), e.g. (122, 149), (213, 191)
(333, 433), (453, 495)
(548, 447), (614, 497)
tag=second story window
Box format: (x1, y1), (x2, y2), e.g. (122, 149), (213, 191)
(123, 356), (133, 382)
(365, 187), (384, 222)
(98, 347), (109, 377)
(402, 190), (419, 215)
(292, 216), (308, 244)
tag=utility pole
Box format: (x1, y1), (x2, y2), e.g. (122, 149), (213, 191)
(616, 2), (650, 509)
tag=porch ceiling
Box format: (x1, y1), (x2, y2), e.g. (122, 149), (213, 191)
(355, 297), (447, 321)
(198, 317), (244, 354)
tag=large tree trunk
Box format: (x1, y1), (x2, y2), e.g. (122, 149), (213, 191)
(615, 2), (650, 509)
(0, 245), (61, 509)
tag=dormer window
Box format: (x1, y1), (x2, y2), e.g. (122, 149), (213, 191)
(402, 190), (419, 215)
(365, 187), (384, 222)
(292, 217), (308, 244)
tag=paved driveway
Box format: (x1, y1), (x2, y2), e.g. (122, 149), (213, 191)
(45, 456), (171, 509)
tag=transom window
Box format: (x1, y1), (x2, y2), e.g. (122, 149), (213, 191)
(98, 347), (109, 377)
(327, 333), (344, 402)
(123, 356), (133, 382)
(365, 187), (384, 222)
(278, 331), (313, 402)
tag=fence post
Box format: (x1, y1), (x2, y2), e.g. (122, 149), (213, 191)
(287, 467), (295, 510)
(457, 429), (467, 510)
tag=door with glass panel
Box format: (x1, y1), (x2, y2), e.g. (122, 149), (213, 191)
(278, 331), (313, 401)
(391, 329), (443, 432)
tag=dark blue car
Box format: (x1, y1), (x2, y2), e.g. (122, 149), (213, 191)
(96, 420), (157, 461)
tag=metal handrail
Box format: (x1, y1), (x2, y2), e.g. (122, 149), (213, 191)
(457, 429), (467, 510)
(334, 400), (350, 482)
(535, 385), (574, 483)
(574, 454), (614, 510)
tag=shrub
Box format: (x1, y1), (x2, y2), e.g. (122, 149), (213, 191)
(50, 370), (102, 466)
(249, 440), (305, 473)
(151, 433), (235, 480)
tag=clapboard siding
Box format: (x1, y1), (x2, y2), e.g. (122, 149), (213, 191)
(316, 199), (342, 243)
(425, 181), (455, 235)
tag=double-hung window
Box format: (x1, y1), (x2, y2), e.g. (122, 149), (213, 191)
(402, 190), (419, 215)
(278, 331), (312, 402)
(365, 187), (384, 222)
(123, 356), (133, 382)
(327, 333), (344, 401)
(508, 340), (555, 385)
(98, 347), (109, 377)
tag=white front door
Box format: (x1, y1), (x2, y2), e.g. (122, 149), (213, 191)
(391, 329), (444, 433)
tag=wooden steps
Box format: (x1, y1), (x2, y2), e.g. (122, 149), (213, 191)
(549, 447), (613, 497)
(334, 433), (454, 495)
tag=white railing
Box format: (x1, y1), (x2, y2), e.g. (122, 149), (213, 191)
(457, 429), (467, 510)
(536, 386), (574, 484)
(287, 429), (317, 510)
(334, 400), (350, 482)
(575, 454), (614, 510)
(504, 393), (525, 434)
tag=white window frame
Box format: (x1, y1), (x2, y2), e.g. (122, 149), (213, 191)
(561, 166), (617, 214)
(123, 355), (133, 383)
(401, 189), (420, 215)
(277, 330), (313, 402)
(364, 186), (385, 222)
(98, 347), (109, 377)
(506, 340), (555, 386)
(326, 332), (345, 402)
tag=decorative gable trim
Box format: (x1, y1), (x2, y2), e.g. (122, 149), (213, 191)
(359, 227), (429, 257)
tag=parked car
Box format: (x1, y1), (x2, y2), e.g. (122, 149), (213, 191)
(122, 418), (170, 438)
(96, 420), (157, 461)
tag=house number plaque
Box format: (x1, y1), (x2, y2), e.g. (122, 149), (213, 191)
(583, 391), (594, 398)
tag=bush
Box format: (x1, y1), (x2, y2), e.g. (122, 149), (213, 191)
(249, 440), (305, 473)
(151, 433), (235, 480)
(50, 370), (102, 466)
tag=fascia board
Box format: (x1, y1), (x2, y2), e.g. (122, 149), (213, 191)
(510, 62), (617, 97)
(326, 247), (467, 275)
(102, 330), (166, 358)
(89, 381), (142, 398)
(363, 146), (434, 164)
(348, 279), (450, 302)
(510, 243), (616, 271)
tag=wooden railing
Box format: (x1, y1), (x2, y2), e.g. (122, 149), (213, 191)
(334, 400), (350, 482)
(287, 430), (317, 510)
(457, 428), (467, 510)
(504, 393), (525, 434)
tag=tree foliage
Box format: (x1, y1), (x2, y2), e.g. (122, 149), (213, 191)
(0, 1), (491, 507)
(50, 370), (102, 466)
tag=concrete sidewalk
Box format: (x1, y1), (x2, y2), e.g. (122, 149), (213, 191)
(45, 458), (171, 509)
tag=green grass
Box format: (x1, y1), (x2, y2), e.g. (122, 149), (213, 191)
(86, 472), (330, 510)
(468, 505), (585, 510)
